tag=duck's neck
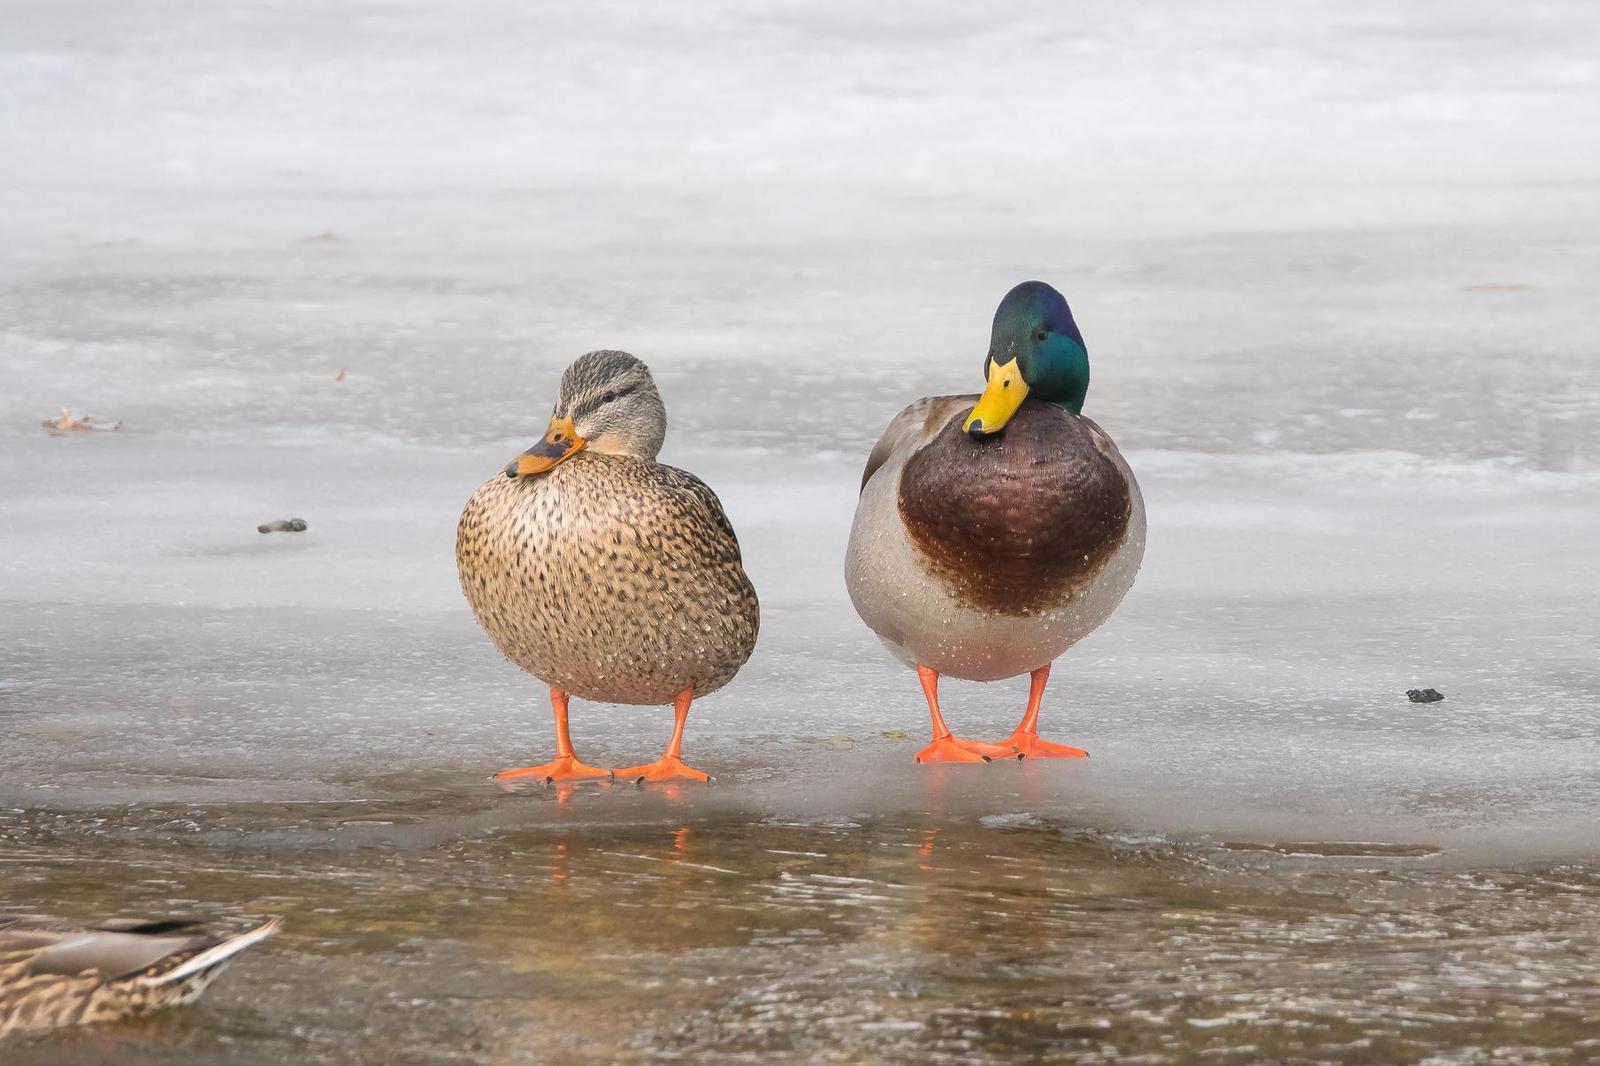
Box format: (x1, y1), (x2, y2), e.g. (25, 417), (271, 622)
(1030, 335), (1090, 414)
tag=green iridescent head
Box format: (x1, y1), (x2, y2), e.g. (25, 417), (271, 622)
(964, 281), (1090, 436)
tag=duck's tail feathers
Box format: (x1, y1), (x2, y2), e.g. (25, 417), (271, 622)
(140, 917), (282, 986)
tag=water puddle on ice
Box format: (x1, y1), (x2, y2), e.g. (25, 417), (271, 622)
(3, 798), (1598, 1063)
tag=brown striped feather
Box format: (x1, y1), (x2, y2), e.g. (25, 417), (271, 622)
(0, 917), (277, 1038)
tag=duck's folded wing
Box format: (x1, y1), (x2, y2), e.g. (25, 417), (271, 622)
(0, 917), (278, 982)
(657, 466), (743, 562)
(3, 926), (211, 979)
(859, 395), (975, 492)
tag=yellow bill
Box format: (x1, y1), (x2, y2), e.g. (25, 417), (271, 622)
(962, 357), (1028, 435)
(505, 414), (586, 477)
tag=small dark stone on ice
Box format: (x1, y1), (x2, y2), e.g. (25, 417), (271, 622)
(258, 518), (308, 534)
(1406, 688), (1444, 703)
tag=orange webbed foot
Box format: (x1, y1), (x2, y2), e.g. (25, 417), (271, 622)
(915, 735), (992, 764)
(952, 736), (1023, 760)
(1003, 732), (1089, 760)
(494, 755), (614, 784)
(614, 755), (710, 785)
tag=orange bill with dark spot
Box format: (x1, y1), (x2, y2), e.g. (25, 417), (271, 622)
(505, 414), (586, 478)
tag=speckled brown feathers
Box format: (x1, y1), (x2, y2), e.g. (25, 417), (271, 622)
(897, 400), (1131, 615)
(456, 453), (759, 705)
(0, 917), (279, 1039)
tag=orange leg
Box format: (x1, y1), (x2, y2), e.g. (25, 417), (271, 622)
(495, 687), (614, 783)
(615, 689), (711, 784)
(914, 665), (993, 763)
(992, 665), (1088, 760)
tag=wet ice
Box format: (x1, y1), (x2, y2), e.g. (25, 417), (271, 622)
(3, 0), (1600, 1060)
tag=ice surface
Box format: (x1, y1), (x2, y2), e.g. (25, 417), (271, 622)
(3, 0), (1600, 858)
(6, 2), (1600, 1060)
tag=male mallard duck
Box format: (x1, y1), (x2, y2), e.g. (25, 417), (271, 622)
(457, 350), (759, 784)
(845, 281), (1145, 763)
(0, 916), (279, 1038)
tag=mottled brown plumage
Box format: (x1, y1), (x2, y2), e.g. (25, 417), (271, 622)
(0, 916), (279, 1039)
(457, 452), (758, 705)
(455, 351), (757, 784)
(897, 400), (1132, 615)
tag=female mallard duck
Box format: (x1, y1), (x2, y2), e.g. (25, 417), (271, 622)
(457, 350), (759, 784)
(845, 281), (1145, 763)
(0, 916), (279, 1038)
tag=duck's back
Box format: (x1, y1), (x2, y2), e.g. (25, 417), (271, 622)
(456, 454), (759, 705)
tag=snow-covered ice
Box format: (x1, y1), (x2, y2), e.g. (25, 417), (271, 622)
(3, 0), (1599, 861)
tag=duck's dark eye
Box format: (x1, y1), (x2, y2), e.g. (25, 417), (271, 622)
(600, 390), (618, 404)
(1035, 330), (1049, 342)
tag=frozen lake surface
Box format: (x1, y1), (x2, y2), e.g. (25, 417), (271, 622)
(3, 0), (1599, 1060)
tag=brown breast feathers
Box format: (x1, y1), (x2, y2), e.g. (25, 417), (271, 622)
(896, 400), (1130, 615)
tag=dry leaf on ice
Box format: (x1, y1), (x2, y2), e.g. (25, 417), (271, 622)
(42, 408), (121, 434)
